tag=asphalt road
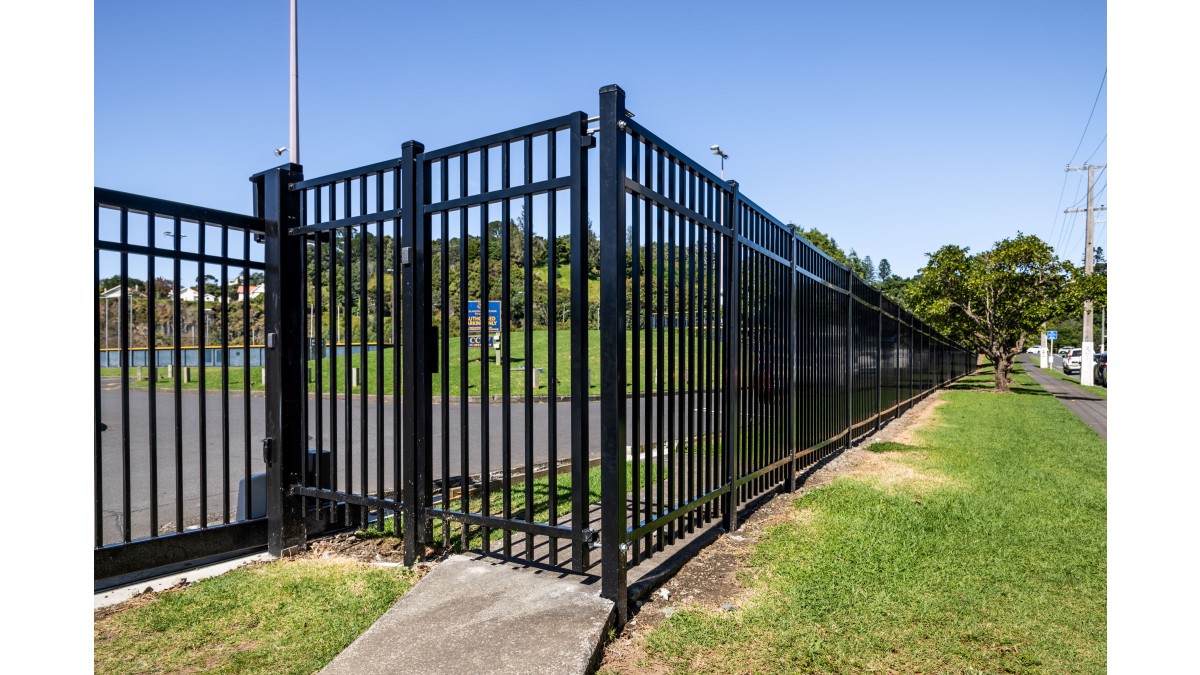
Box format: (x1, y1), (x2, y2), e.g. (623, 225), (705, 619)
(97, 382), (734, 546)
(1019, 354), (1106, 439)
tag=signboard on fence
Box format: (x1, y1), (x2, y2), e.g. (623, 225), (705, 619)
(467, 334), (498, 349)
(467, 300), (501, 333)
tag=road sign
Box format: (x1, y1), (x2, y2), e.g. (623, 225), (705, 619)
(1047, 330), (1058, 340)
(467, 300), (501, 333)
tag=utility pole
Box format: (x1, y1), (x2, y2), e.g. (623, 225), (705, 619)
(1039, 322), (1049, 369)
(1065, 163), (1106, 386)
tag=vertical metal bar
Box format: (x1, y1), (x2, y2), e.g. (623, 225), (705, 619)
(686, 187), (697, 533)
(359, 184), (369, 526)
(313, 191), (324, 503)
(95, 203), (104, 547)
(501, 141), (513, 558)
(221, 225), (230, 524)
(598, 84), (629, 622)
(547, 130), (560, 567)
(642, 137), (654, 555)
(401, 140), (431, 565)
(629, 135), (641, 564)
(665, 159), (676, 545)
(375, 175), (386, 529)
(722, 181), (740, 533)
(460, 164), (473, 549)
(172, 216), (183, 533)
(391, 167), (403, 544)
(654, 147), (665, 551)
(258, 162), (307, 556)
(343, 184), (353, 522)
(197, 218), (208, 529)
(147, 215), (159, 536)
(119, 207), (131, 542)
(242, 227), (252, 523)
(328, 196), (338, 518)
(523, 134), (534, 560)
(479, 150), (492, 554)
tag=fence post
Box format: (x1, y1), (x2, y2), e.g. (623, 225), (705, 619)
(598, 84), (629, 623)
(569, 110), (592, 573)
(786, 236), (797, 493)
(256, 162), (307, 557)
(400, 140), (431, 566)
(876, 295), (882, 431)
(846, 274), (854, 446)
(722, 180), (740, 532)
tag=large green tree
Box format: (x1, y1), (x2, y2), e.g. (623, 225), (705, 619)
(908, 232), (1096, 392)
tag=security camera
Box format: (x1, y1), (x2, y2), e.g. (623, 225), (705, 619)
(274, 147), (288, 156)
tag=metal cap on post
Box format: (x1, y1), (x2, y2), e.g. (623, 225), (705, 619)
(254, 161), (306, 557)
(598, 84), (629, 624)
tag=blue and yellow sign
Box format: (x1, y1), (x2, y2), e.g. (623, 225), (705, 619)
(467, 300), (501, 333)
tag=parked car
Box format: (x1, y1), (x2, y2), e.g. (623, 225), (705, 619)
(1026, 345), (1044, 354)
(1057, 346), (1074, 358)
(1093, 352), (1107, 387)
(1063, 348), (1084, 375)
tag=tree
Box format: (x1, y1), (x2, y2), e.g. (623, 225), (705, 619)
(793, 225), (850, 266)
(907, 232), (1092, 392)
(878, 258), (892, 281)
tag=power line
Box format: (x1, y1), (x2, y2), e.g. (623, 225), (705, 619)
(1083, 134), (1107, 164)
(1067, 70), (1106, 166)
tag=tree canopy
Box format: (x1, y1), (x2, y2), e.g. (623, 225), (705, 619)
(907, 232), (1100, 391)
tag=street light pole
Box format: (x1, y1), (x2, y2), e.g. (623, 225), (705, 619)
(710, 144), (729, 181)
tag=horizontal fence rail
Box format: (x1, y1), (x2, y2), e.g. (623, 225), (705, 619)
(94, 188), (269, 580)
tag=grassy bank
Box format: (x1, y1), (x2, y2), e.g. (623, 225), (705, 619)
(95, 559), (415, 674)
(632, 365), (1107, 673)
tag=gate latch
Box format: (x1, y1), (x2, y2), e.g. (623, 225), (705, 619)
(401, 246), (412, 266)
(262, 437), (274, 466)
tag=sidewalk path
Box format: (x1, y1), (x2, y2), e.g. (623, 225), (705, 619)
(1019, 355), (1107, 440)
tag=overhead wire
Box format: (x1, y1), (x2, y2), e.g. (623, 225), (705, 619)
(1050, 70), (1106, 247)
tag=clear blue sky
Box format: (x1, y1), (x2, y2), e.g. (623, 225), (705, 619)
(95, 0), (1106, 278)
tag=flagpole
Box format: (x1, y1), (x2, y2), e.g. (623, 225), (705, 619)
(289, 0), (299, 165)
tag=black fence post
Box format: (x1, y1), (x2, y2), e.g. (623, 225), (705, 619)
(569, 110), (592, 573)
(400, 140), (431, 565)
(877, 294), (882, 431)
(722, 180), (740, 532)
(786, 237), (797, 494)
(256, 162), (307, 557)
(598, 84), (629, 623)
(846, 274), (854, 446)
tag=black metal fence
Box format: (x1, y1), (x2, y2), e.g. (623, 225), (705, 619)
(596, 85), (974, 620)
(95, 86), (975, 606)
(94, 189), (270, 579)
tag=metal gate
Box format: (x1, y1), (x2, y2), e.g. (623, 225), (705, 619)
(260, 115), (598, 570)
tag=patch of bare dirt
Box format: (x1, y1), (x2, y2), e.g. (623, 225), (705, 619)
(598, 392), (948, 674)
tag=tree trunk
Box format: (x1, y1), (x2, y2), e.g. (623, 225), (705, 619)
(992, 351), (1015, 392)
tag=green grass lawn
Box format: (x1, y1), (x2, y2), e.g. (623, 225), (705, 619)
(101, 328), (720, 397)
(632, 365), (1107, 673)
(94, 559), (415, 674)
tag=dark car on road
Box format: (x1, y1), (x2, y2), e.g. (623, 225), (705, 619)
(1093, 352), (1107, 387)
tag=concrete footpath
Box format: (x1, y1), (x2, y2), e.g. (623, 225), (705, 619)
(1019, 355), (1107, 440)
(320, 555), (614, 675)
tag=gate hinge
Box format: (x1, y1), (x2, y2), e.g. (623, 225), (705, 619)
(262, 437), (274, 465)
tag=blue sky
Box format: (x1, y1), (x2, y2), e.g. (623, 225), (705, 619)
(95, 0), (1106, 278)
